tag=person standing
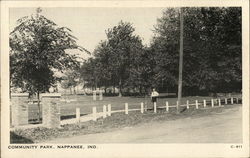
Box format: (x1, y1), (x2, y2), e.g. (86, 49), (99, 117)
(151, 88), (159, 103)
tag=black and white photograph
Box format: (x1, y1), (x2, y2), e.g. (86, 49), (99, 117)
(1, 0), (249, 158)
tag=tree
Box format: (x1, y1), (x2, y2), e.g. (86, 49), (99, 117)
(150, 8), (180, 92)
(92, 41), (113, 91)
(80, 21), (145, 96)
(79, 58), (100, 90)
(105, 21), (145, 96)
(61, 69), (81, 94)
(10, 8), (86, 121)
(151, 7), (242, 95)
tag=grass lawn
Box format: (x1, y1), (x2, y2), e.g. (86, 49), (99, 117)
(27, 95), (232, 121)
(10, 103), (241, 144)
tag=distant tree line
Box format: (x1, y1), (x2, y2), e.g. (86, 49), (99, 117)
(79, 7), (242, 96)
(10, 7), (242, 97)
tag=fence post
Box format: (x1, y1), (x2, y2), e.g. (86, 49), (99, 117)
(218, 99), (221, 106)
(99, 91), (103, 100)
(107, 104), (111, 116)
(76, 108), (80, 123)
(166, 101), (169, 112)
(231, 97), (234, 104)
(203, 100), (206, 108)
(225, 98), (228, 105)
(154, 102), (157, 113)
(93, 91), (96, 101)
(186, 100), (189, 109)
(92, 107), (97, 121)
(140, 102), (144, 113)
(125, 103), (128, 114)
(211, 99), (214, 107)
(103, 105), (107, 118)
(195, 100), (199, 109)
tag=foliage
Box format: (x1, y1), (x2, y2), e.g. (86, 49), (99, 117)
(151, 7), (242, 95)
(66, 8), (241, 96)
(10, 8), (85, 95)
(60, 69), (81, 94)
(80, 21), (146, 95)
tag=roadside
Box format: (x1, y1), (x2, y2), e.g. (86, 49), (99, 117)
(45, 105), (242, 143)
(11, 104), (242, 143)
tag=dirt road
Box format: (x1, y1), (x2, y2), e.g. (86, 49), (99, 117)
(46, 106), (242, 143)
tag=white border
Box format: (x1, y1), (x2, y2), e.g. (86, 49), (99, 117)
(1, 1), (249, 158)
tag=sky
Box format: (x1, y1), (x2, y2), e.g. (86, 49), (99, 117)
(9, 7), (166, 59)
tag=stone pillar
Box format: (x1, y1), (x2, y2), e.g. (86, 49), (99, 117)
(10, 93), (29, 126)
(41, 93), (61, 128)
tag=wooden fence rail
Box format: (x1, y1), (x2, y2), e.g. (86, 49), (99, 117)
(70, 97), (242, 123)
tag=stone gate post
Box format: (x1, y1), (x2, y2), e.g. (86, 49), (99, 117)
(10, 93), (29, 127)
(41, 93), (61, 128)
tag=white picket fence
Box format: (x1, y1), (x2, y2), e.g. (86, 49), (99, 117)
(61, 97), (241, 125)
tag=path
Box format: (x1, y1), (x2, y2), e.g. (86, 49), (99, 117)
(46, 106), (242, 143)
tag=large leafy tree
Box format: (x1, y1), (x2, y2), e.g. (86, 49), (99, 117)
(91, 41), (113, 90)
(105, 21), (145, 96)
(10, 8), (86, 121)
(10, 8), (85, 95)
(79, 58), (101, 90)
(80, 7), (241, 97)
(82, 21), (145, 96)
(151, 7), (242, 95)
(80, 21), (146, 96)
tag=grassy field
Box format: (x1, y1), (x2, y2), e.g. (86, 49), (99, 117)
(27, 95), (226, 121)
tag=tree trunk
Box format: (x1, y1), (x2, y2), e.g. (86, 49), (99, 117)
(73, 86), (76, 94)
(113, 84), (115, 94)
(95, 78), (97, 90)
(139, 86), (142, 95)
(104, 86), (107, 94)
(118, 78), (122, 97)
(70, 87), (72, 95)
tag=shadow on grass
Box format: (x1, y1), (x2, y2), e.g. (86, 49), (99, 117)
(10, 131), (34, 144)
(60, 114), (87, 120)
(29, 114), (88, 124)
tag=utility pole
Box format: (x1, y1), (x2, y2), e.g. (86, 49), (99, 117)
(177, 7), (184, 113)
